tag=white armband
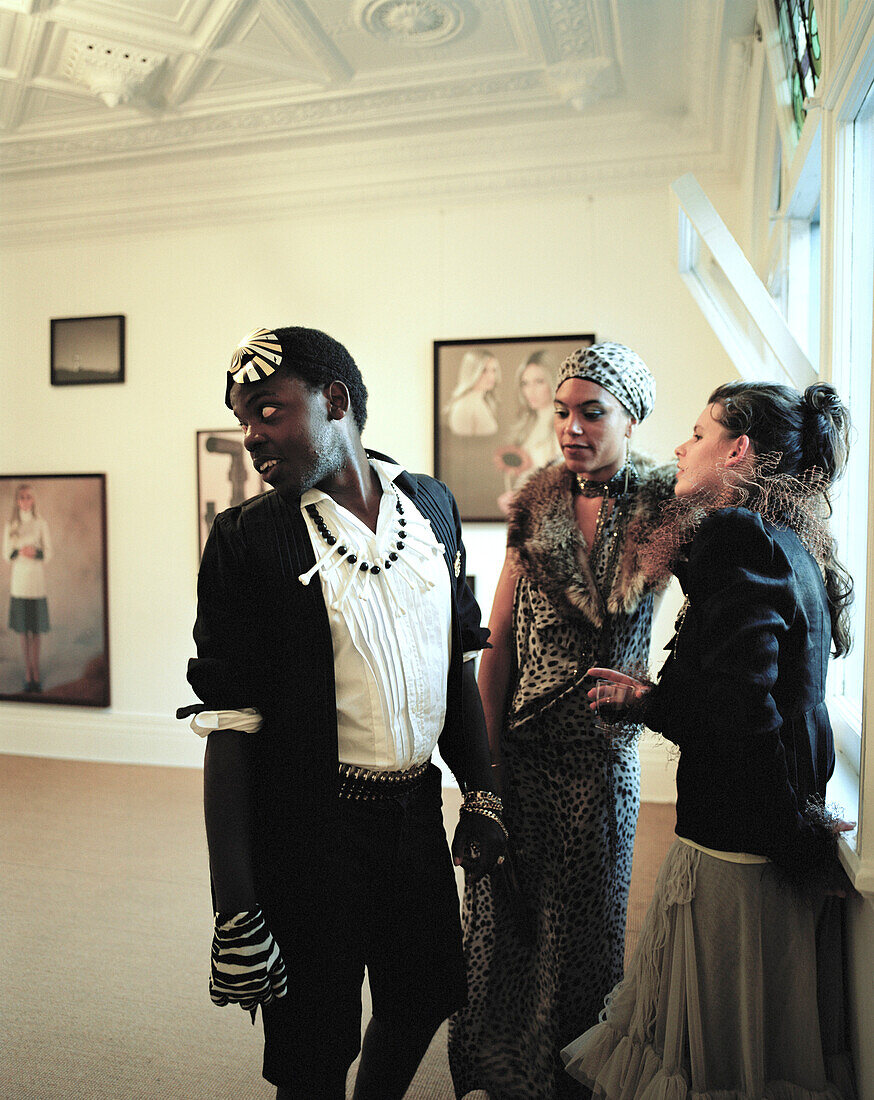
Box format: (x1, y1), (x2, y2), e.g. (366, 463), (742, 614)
(190, 707), (264, 738)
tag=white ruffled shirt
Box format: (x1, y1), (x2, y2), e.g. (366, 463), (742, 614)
(191, 460), (464, 770)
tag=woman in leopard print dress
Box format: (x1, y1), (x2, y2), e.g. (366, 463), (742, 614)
(448, 344), (674, 1100)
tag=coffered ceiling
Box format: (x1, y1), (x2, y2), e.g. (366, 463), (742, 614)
(0, 0), (759, 240)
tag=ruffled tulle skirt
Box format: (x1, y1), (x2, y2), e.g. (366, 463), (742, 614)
(560, 840), (856, 1100)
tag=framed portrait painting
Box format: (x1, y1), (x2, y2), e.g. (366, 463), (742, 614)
(434, 333), (595, 521)
(196, 429), (269, 558)
(50, 315), (125, 386)
(0, 474), (109, 706)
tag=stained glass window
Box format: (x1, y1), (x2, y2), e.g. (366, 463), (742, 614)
(774, 0), (821, 137)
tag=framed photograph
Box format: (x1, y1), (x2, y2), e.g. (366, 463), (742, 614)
(50, 315), (125, 386)
(434, 333), (595, 521)
(0, 474), (109, 706)
(196, 429), (270, 558)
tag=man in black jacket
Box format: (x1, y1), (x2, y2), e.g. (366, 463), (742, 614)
(179, 326), (506, 1099)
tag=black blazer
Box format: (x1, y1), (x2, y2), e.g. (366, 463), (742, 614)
(643, 508), (836, 871)
(181, 453), (488, 948)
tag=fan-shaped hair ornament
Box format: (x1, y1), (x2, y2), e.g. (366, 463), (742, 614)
(228, 329), (283, 384)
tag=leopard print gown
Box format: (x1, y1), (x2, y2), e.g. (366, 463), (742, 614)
(448, 465), (666, 1100)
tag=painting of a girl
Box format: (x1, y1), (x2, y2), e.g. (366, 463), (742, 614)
(3, 483), (52, 692)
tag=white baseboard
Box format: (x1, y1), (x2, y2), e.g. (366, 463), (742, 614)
(0, 706), (203, 768)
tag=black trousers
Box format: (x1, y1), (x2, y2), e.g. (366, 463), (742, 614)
(261, 764), (467, 1092)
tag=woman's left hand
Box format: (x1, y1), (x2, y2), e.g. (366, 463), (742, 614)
(585, 666), (650, 712)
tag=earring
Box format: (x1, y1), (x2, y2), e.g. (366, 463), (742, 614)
(623, 438), (630, 494)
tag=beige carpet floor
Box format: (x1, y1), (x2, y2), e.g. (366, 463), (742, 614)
(0, 754), (674, 1099)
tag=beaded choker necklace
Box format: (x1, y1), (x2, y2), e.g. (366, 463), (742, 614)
(304, 490), (407, 577)
(576, 462), (635, 499)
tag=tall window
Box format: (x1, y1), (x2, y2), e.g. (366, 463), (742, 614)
(773, 0), (822, 136)
(767, 203), (821, 370)
(830, 76), (874, 774)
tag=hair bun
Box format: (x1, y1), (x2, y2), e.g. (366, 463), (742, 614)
(800, 383), (850, 479)
(803, 383), (843, 419)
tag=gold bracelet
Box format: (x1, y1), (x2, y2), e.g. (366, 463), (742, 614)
(463, 789), (503, 813)
(460, 804), (509, 841)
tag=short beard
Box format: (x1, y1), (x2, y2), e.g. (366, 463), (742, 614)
(278, 441), (348, 501)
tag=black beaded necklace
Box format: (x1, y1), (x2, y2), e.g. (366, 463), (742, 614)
(575, 461), (636, 499)
(305, 490), (407, 576)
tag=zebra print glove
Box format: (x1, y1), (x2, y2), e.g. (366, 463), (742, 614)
(210, 909), (288, 1017)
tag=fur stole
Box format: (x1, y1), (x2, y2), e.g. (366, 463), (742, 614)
(507, 454), (675, 628)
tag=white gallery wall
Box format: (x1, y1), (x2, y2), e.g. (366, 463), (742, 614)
(0, 181), (736, 798)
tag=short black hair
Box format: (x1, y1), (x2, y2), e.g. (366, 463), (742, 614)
(226, 326), (368, 431)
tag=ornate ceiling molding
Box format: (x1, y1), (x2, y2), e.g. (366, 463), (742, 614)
(356, 0), (465, 46)
(0, 0), (757, 244)
(531, 0), (600, 60)
(0, 71), (548, 172)
(61, 31), (166, 108)
(0, 115), (737, 248)
(545, 57), (616, 110)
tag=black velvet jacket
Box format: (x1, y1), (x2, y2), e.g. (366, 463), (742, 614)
(179, 453), (488, 948)
(643, 507), (837, 872)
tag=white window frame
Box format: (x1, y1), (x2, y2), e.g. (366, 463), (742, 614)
(819, 6), (874, 896)
(671, 171), (816, 390)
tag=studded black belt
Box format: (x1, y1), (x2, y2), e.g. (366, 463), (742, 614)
(337, 759), (431, 801)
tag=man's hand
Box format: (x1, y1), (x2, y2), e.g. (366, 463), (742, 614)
(210, 908), (288, 1019)
(452, 812), (507, 882)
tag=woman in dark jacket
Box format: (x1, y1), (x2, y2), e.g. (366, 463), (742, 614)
(562, 380), (856, 1099)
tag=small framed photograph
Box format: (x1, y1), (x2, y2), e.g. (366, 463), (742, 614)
(50, 315), (125, 386)
(196, 429), (270, 558)
(0, 474), (110, 706)
(434, 333), (595, 521)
